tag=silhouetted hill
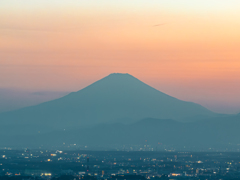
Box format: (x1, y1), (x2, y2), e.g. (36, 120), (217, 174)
(0, 73), (218, 137)
(1, 115), (240, 150)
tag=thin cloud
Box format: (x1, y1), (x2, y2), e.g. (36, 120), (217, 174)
(153, 23), (167, 27)
(0, 25), (84, 33)
(0, 25), (58, 32)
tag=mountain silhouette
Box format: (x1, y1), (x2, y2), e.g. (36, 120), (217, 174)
(2, 115), (240, 150)
(0, 73), (217, 135)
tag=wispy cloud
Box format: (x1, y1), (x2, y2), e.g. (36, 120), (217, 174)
(153, 23), (167, 27)
(0, 26), (56, 32)
(0, 25), (85, 33)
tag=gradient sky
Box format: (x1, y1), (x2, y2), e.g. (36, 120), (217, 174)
(0, 0), (240, 114)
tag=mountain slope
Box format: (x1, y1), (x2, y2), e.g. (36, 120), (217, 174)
(0, 73), (217, 135)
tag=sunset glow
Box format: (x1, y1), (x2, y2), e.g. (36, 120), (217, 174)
(1, 0), (240, 113)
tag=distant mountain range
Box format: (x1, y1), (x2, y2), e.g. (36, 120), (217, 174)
(1, 115), (240, 150)
(0, 88), (69, 113)
(0, 73), (239, 150)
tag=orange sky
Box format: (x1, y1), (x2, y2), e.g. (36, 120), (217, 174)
(0, 1), (240, 113)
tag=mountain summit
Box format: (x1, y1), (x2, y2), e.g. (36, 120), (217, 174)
(0, 73), (216, 135)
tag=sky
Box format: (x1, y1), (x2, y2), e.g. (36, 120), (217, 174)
(0, 0), (240, 114)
